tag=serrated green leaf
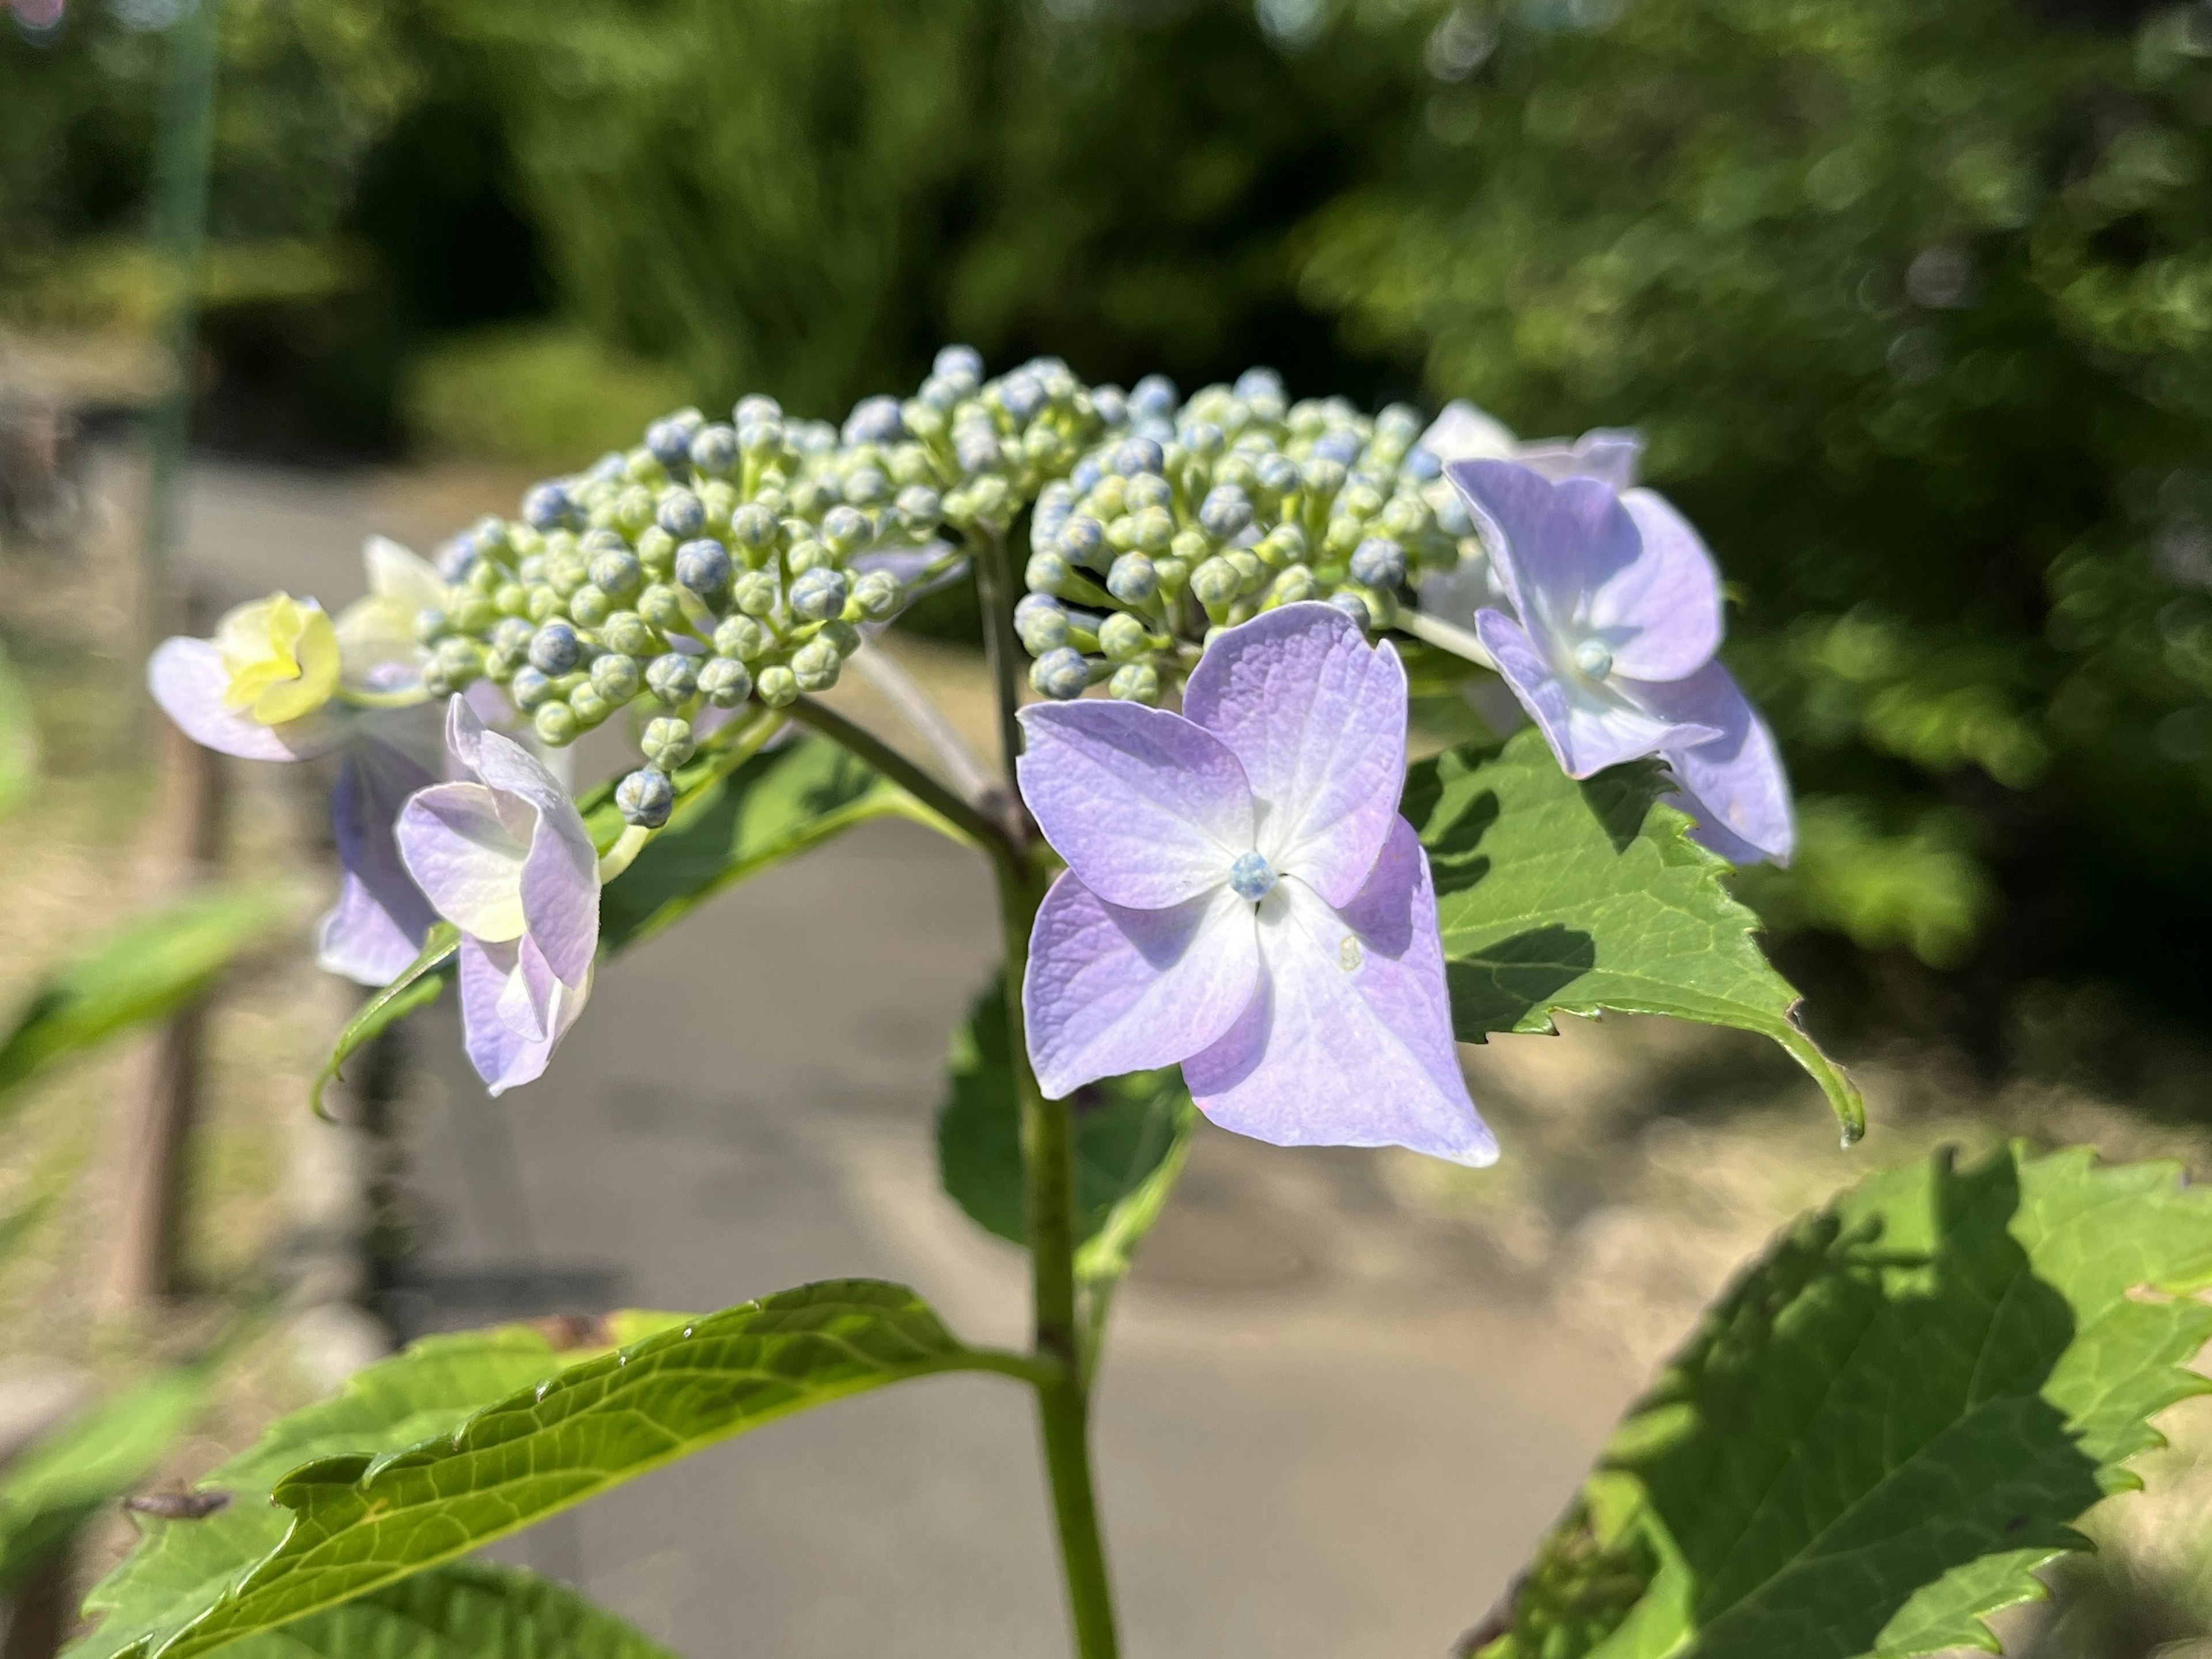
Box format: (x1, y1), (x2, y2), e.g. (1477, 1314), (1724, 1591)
(0, 884), (291, 1116)
(1406, 731), (1862, 1141)
(0, 638), (37, 820)
(222, 1562), (676, 1659)
(99, 1282), (1035, 1659)
(937, 974), (1196, 1282)
(596, 730), (938, 955)
(0, 1369), (210, 1595)
(308, 923), (457, 1117)
(1477, 1143), (2212, 1659)
(69, 1312), (680, 1659)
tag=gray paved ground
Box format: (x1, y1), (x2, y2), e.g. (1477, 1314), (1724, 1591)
(176, 459), (1636, 1659)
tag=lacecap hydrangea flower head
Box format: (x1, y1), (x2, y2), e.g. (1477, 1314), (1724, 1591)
(1018, 603), (1494, 1166)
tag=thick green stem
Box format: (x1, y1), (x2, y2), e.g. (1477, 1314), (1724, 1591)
(997, 862), (1120, 1659)
(787, 696), (1016, 863)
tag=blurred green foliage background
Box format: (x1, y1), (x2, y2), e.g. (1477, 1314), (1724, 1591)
(4, 0), (2210, 1064)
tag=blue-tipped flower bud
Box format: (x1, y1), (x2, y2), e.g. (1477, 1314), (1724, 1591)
(1130, 374), (1179, 421)
(425, 638), (484, 695)
(844, 468), (891, 508)
(1112, 437), (1164, 478)
(714, 615), (771, 660)
(1098, 611), (1150, 662)
(1183, 420), (1225, 458)
(658, 489), (707, 538)
(820, 505), (869, 555)
(722, 502), (774, 552)
(1107, 552), (1159, 605)
(1126, 472), (1172, 512)
(522, 482), (575, 531)
(998, 371), (1046, 424)
(843, 395), (906, 446)
(1437, 493), (1475, 537)
(435, 536), (477, 583)
(747, 663), (792, 707)
(642, 715), (695, 770)
(1255, 453), (1301, 498)
(1109, 662), (1162, 704)
(790, 638), (842, 692)
(675, 538), (732, 595)
(1199, 484), (1255, 540)
(603, 610), (655, 658)
(1350, 536), (1408, 590)
(955, 427), (1002, 475)
(1404, 445), (1442, 482)
(592, 652), (642, 702)
(645, 652), (699, 703)
(695, 657), (751, 708)
(934, 343), (984, 386)
(895, 484), (943, 532)
(1233, 366), (1286, 408)
(1027, 549), (1074, 596)
(1301, 457), (1348, 500)
(533, 701), (580, 747)
(1130, 507), (1175, 553)
(1030, 646), (1092, 700)
(690, 423), (739, 476)
(589, 547), (642, 597)
(789, 566), (849, 622)
(1015, 593), (1071, 654)
(734, 393), (782, 426)
(528, 620), (582, 675)
(491, 616), (535, 658)
(616, 767), (675, 828)
(646, 419), (693, 470)
(1056, 515), (1107, 568)
(851, 569), (902, 620)
(1071, 457), (1104, 494)
(1311, 430), (1361, 466)
(510, 666), (552, 710)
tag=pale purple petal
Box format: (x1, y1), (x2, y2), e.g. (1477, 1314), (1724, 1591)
(1022, 873), (1260, 1100)
(147, 637), (346, 762)
(314, 873), (422, 986)
(1418, 401), (1518, 464)
(444, 691), (490, 776)
(396, 782), (528, 942)
(315, 738), (440, 984)
(1599, 489), (1722, 681)
(1181, 603), (1407, 907)
(1015, 701), (1254, 908)
(1447, 464), (1638, 635)
(455, 935), (579, 1096)
(470, 725), (600, 986)
(1645, 662), (1795, 865)
(1475, 609), (1718, 779)
(1515, 429), (1644, 491)
(1184, 817), (1495, 1165)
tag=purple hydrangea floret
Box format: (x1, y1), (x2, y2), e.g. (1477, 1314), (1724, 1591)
(1017, 603), (1496, 1166)
(397, 696), (600, 1094)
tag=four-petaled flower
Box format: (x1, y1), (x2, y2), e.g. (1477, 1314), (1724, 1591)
(1018, 604), (1495, 1166)
(397, 696), (601, 1094)
(1444, 459), (1793, 865)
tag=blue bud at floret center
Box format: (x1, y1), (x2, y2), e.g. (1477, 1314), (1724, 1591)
(1572, 639), (1614, 679)
(1228, 851), (1278, 904)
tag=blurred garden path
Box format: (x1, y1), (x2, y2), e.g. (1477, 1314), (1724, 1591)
(176, 457), (1636, 1659)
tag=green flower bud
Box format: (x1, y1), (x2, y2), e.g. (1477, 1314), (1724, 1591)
(528, 586), (564, 623)
(637, 526), (677, 577)
(756, 664), (799, 707)
(642, 715), (696, 770)
(640, 584), (690, 634)
(1109, 662), (1161, 704)
(602, 610), (655, 658)
(413, 607), (447, 643)
(732, 570), (779, 618)
(569, 683), (612, 727)
(589, 547), (642, 597)
(698, 657), (753, 707)
(452, 595), (497, 635)
(1270, 564), (1317, 605)
(817, 619), (861, 658)
(851, 570), (901, 620)
(592, 652), (642, 703)
(1191, 556), (1241, 607)
(615, 768), (674, 829)
(495, 582), (531, 618)
(1098, 611), (1151, 662)
(1130, 507), (1174, 553)
(1226, 549), (1267, 594)
(533, 701), (580, 747)
(714, 615), (771, 660)
(791, 638), (842, 692)
(569, 584), (612, 628)
(645, 652), (699, 703)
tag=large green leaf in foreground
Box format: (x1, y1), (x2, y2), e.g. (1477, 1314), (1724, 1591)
(1474, 1143), (2212, 1659)
(0, 884), (291, 1115)
(1406, 732), (1862, 1139)
(70, 1312), (680, 1659)
(937, 974), (1195, 1282)
(224, 1563), (675, 1659)
(95, 1282), (1032, 1659)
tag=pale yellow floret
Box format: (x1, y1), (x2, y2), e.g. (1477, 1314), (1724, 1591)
(215, 592), (340, 725)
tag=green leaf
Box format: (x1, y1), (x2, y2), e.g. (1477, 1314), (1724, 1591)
(70, 1312), (680, 1659)
(0, 638), (36, 820)
(1406, 730), (1863, 1142)
(596, 730), (938, 955)
(1475, 1143), (2212, 1659)
(937, 974), (1196, 1281)
(308, 924), (457, 1118)
(90, 1283), (1033, 1659)
(0, 884), (291, 1113)
(1, 1369), (211, 1595)
(221, 1563), (676, 1659)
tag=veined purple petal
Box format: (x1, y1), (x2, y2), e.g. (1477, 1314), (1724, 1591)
(1184, 817), (1494, 1166)
(1601, 490), (1722, 681)
(472, 725), (600, 987)
(316, 737), (440, 984)
(1016, 700), (1255, 908)
(1023, 873), (1260, 1100)
(457, 934), (589, 1096)
(147, 637), (347, 762)
(396, 781), (529, 942)
(1181, 603), (1407, 908)
(1475, 610), (1717, 778)
(1646, 662), (1795, 865)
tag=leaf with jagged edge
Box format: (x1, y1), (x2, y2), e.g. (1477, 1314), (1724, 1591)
(68, 1311), (681, 1659)
(1472, 1143), (2212, 1659)
(936, 974), (1196, 1282)
(221, 1562), (676, 1659)
(94, 1282), (1036, 1659)
(592, 729), (950, 954)
(0, 884), (292, 1119)
(1405, 730), (1863, 1142)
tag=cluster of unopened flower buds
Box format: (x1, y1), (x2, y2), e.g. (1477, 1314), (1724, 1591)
(1013, 370), (1477, 704)
(411, 346), (1115, 828)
